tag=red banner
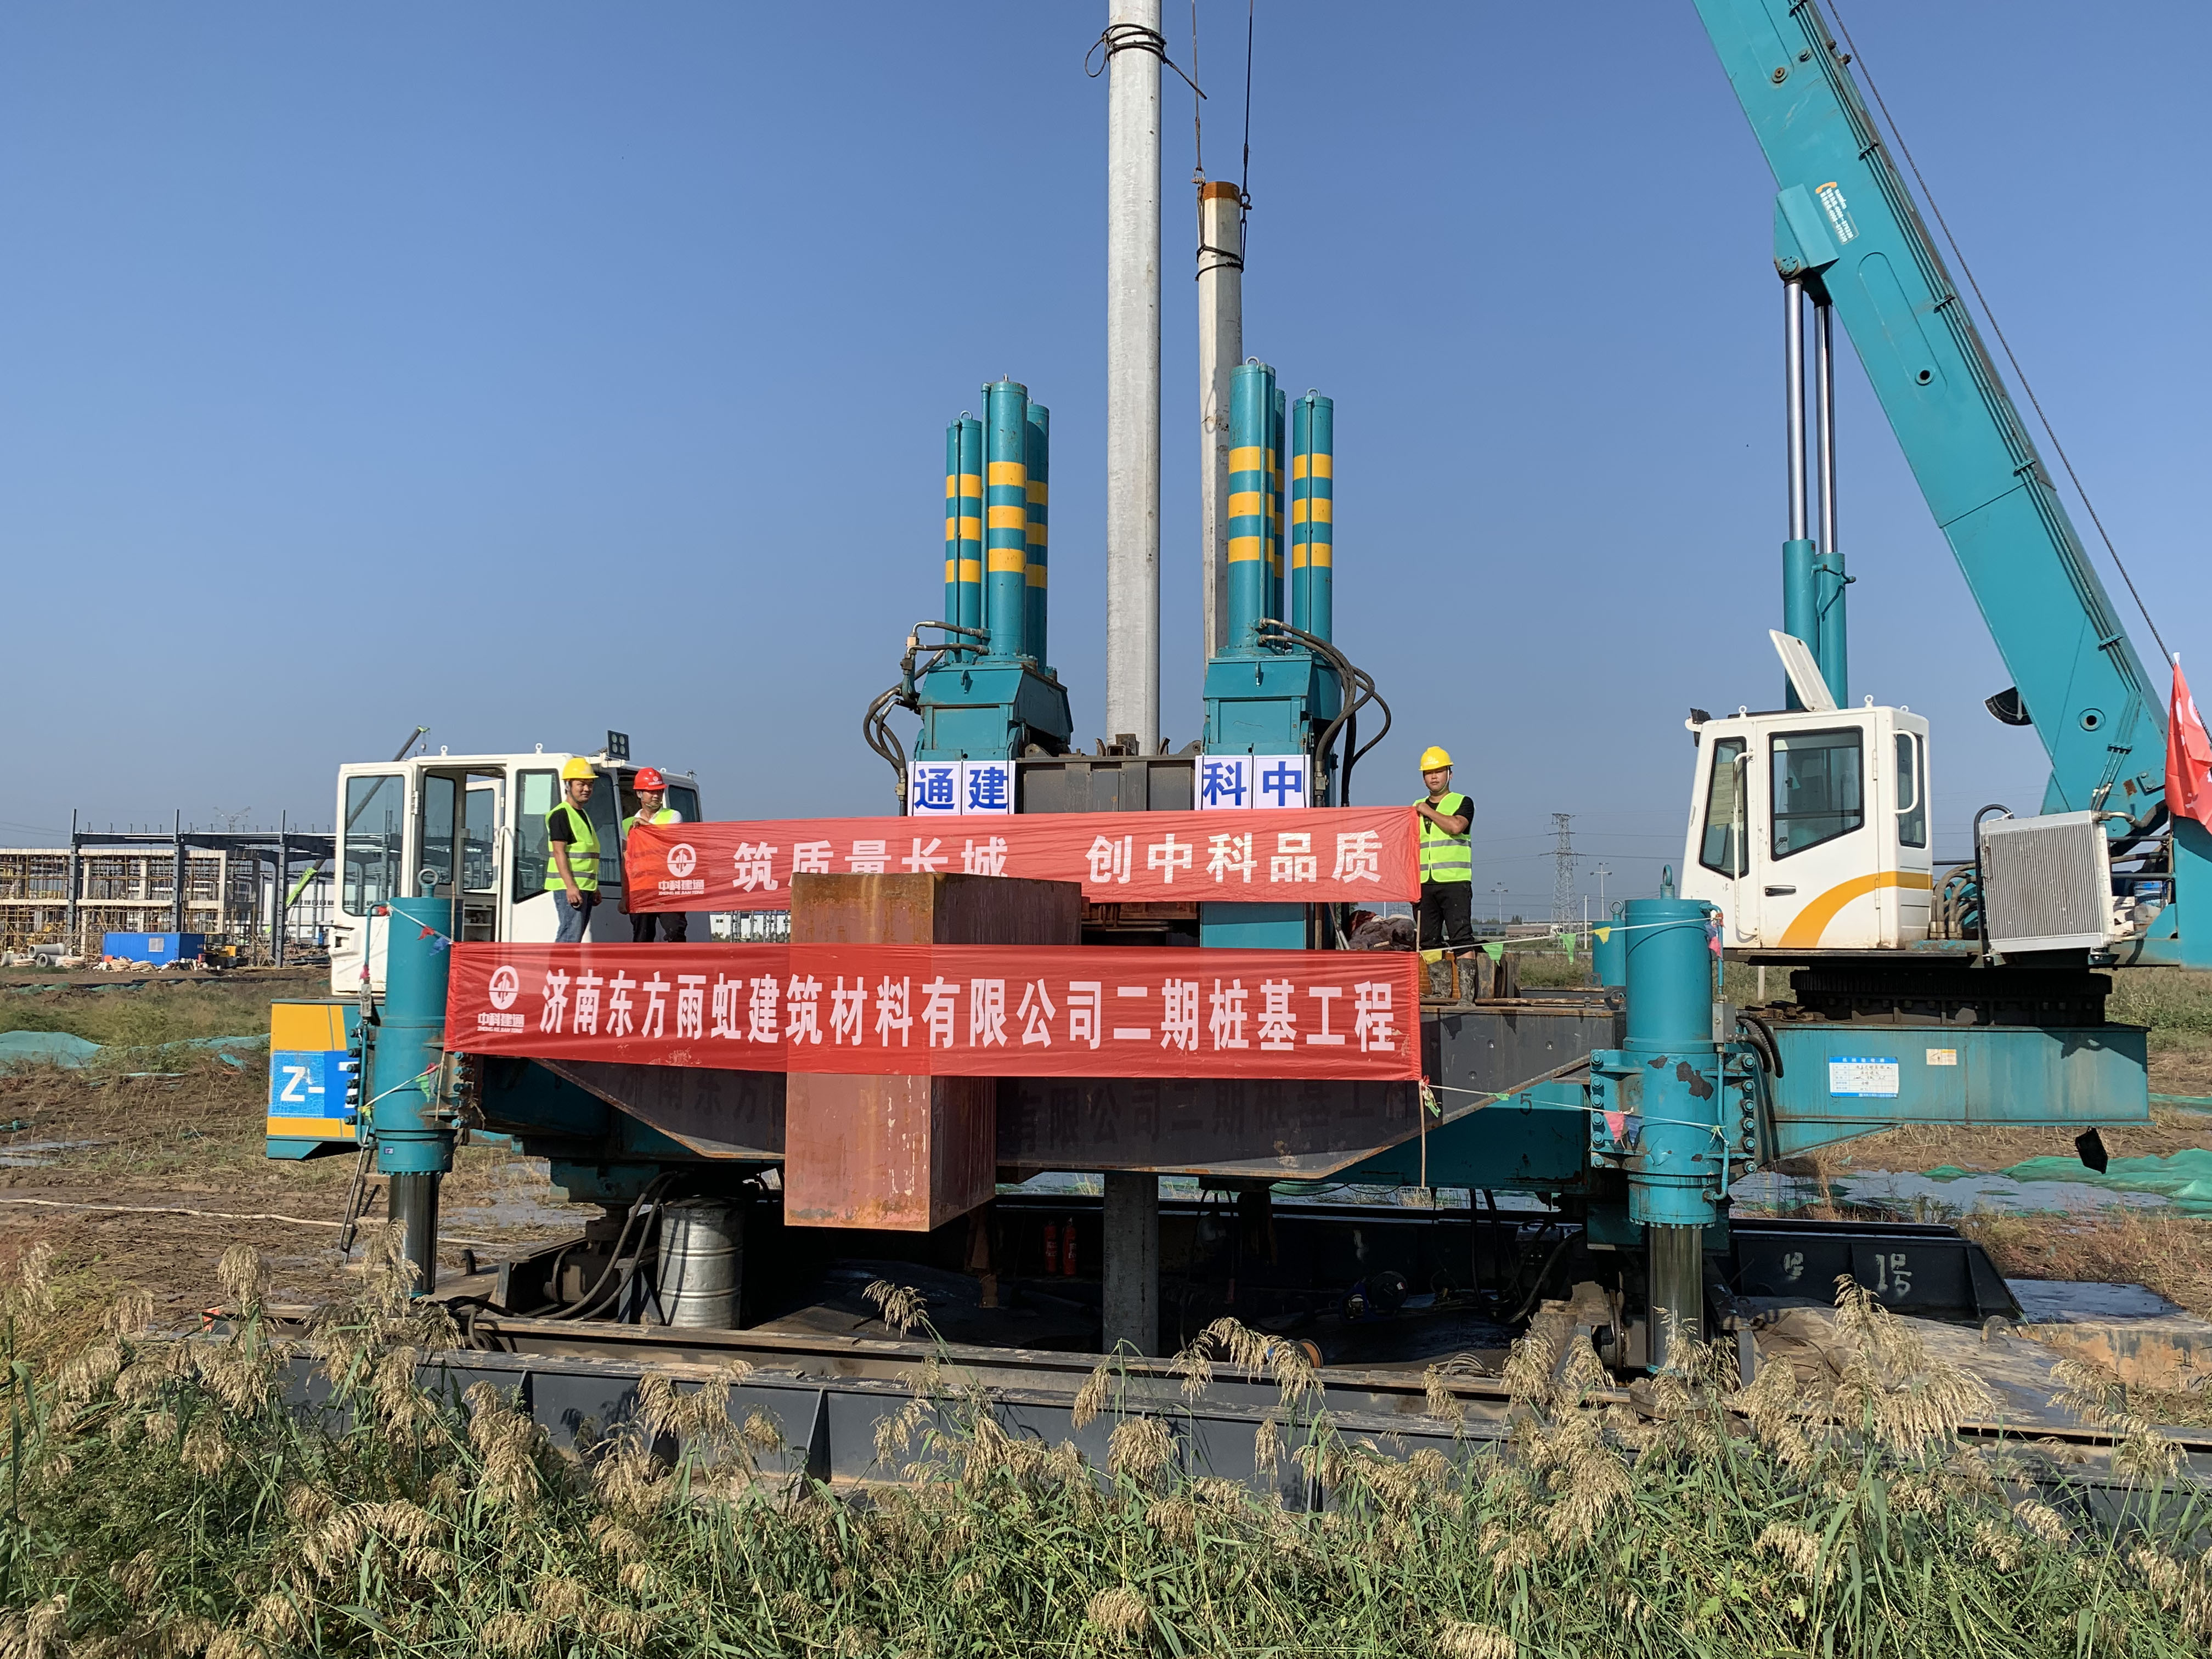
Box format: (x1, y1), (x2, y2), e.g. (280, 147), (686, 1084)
(448, 944), (1420, 1082)
(622, 806), (1418, 912)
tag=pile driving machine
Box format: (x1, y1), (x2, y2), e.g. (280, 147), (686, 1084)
(274, 0), (2164, 1384)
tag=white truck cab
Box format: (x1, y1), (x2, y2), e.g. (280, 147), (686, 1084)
(327, 749), (703, 995)
(1678, 702), (1932, 951)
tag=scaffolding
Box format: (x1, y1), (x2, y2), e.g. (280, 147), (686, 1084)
(0, 819), (335, 964)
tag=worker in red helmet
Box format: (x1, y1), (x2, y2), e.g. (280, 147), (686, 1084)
(622, 768), (689, 942)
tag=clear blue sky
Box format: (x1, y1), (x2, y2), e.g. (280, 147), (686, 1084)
(3, 2), (2204, 916)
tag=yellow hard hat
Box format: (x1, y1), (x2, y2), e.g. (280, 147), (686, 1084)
(1418, 746), (1453, 772)
(559, 757), (596, 781)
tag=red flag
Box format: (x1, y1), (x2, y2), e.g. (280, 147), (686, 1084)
(2168, 659), (2212, 831)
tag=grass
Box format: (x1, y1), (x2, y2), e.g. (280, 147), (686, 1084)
(0, 970), (324, 1049)
(1, 1240), (2210, 1657)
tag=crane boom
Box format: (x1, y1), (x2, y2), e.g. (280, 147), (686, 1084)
(1690, 0), (2164, 827)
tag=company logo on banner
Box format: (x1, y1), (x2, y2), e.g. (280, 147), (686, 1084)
(626, 804), (1417, 912)
(667, 843), (697, 878)
(909, 760), (1014, 817)
(445, 943), (1420, 1083)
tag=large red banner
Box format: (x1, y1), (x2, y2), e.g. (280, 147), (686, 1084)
(622, 806), (1419, 912)
(448, 944), (1420, 1082)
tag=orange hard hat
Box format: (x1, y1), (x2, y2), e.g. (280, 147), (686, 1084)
(634, 767), (666, 791)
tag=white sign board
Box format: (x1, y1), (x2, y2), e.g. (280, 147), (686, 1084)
(1827, 1056), (1900, 1098)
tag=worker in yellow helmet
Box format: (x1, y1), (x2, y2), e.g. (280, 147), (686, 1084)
(1414, 746), (1477, 957)
(546, 758), (601, 944)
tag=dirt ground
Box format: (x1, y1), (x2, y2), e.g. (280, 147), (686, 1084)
(4, 973), (2210, 1336)
(0, 978), (597, 1325)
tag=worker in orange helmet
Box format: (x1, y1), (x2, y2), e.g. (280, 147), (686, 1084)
(622, 768), (689, 943)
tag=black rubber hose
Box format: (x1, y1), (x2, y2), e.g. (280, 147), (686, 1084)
(1736, 1011), (1784, 1079)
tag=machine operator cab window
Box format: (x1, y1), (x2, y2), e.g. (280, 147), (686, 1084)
(329, 753), (703, 995)
(1679, 704), (1932, 951)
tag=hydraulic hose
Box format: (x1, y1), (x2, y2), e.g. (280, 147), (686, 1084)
(1252, 619), (1392, 804)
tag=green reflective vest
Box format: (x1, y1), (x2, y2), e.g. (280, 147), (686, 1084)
(544, 800), (600, 893)
(1415, 792), (1474, 884)
(622, 806), (681, 840)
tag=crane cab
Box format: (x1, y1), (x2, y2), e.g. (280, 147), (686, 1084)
(1678, 704), (1932, 951)
(328, 750), (704, 996)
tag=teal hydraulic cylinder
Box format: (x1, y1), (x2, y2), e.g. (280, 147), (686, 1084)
(1291, 392), (1334, 642)
(955, 416), (985, 654)
(1814, 548), (1848, 708)
(1781, 538), (1818, 709)
(1269, 388), (1288, 624)
(984, 379), (1029, 661)
(943, 421), (962, 634)
(1025, 403), (1050, 674)
(1605, 897), (1724, 1369)
(371, 895), (457, 1294)
(1593, 902), (1627, 989)
(1227, 362), (1276, 648)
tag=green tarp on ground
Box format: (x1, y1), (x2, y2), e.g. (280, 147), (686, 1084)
(0, 1032), (263, 1073)
(0, 1031), (100, 1069)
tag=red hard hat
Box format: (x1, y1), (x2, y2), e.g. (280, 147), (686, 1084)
(634, 766), (666, 791)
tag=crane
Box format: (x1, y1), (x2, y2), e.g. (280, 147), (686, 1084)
(1678, 0), (2196, 970)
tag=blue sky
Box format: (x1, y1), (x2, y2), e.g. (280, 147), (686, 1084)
(2, 2), (2203, 917)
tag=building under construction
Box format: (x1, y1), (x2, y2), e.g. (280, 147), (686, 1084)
(0, 822), (333, 963)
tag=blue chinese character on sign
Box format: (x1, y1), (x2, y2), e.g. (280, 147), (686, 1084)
(911, 764), (960, 816)
(966, 763), (1012, 814)
(1258, 759), (1306, 809)
(1199, 757), (1250, 809)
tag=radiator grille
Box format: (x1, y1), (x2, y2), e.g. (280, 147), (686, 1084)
(1979, 811), (2112, 953)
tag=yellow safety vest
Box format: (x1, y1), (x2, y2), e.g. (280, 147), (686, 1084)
(544, 801), (600, 893)
(622, 806), (681, 839)
(1415, 793), (1474, 884)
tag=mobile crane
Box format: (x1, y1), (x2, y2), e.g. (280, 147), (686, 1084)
(1679, 0), (2186, 977)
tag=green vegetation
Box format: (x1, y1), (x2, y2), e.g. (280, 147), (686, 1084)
(2109, 970), (2212, 1045)
(1, 1240), (2207, 1657)
(0, 973), (318, 1049)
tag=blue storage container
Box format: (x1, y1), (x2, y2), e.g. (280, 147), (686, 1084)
(101, 932), (206, 962)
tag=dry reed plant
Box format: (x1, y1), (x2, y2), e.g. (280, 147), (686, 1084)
(0, 1250), (2206, 1655)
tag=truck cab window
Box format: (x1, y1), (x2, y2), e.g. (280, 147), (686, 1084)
(667, 784), (700, 822)
(1896, 733), (1927, 848)
(464, 785), (497, 892)
(1699, 738), (1748, 877)
(513, 770), (555, 902)
(1771, 727), (1865, 857)
(341, 775), (404, 916)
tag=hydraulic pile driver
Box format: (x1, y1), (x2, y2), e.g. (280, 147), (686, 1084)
(268, 4), (2171, 1391)
(864, 377), (1073, 792)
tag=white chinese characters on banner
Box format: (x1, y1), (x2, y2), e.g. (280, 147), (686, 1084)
(907, 760), (1015, 817)
(1196, 752), (1310, 810)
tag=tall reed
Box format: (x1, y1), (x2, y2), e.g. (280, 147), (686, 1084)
(0, 1243), (2204, 1657)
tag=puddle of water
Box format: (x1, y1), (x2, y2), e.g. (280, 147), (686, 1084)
(2007, 1279), (2186, 1323)
(0, 1138), (106, 1168)
(1728, 1166), (2170, 1217)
